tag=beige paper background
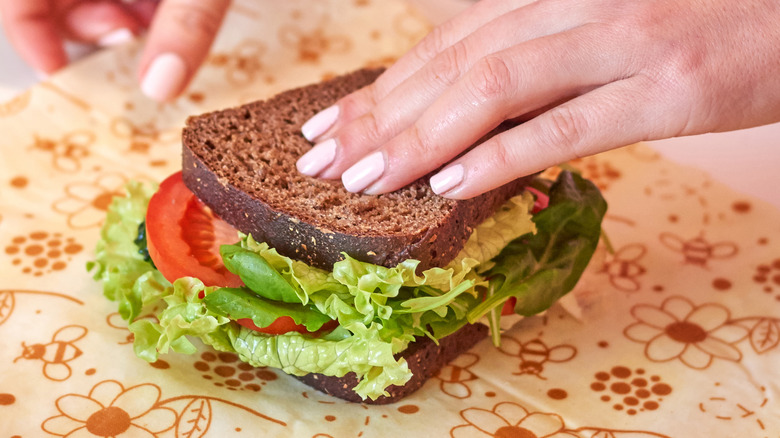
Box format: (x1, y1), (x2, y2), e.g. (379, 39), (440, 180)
(1, 1), (779, 436)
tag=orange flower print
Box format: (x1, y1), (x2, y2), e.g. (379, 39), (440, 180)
(42, 380), (176, 438)
(52, 173), (127, 229)
(624, 296), (749, 369)
(451, 402), (578, 438)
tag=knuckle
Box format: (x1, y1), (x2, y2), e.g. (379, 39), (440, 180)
(403, 123), (434, 160)
(541, 106), (588, 156)
(467, 56), (513, 103)
(358, 111), (384, 144)
(371, 75), (393, 101)
(338, 86), (377, 120)
(413, 23), (450, 64)
(488, 135), (517, 170)
(659, 44), (705, 83)
(428, 40), (470, 87)
(338, 111), (381, 152)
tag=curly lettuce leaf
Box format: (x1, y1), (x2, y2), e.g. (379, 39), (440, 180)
(89, 181), (166, 322)
(447, 191), (536, 271)
(230, 322), (412, 399)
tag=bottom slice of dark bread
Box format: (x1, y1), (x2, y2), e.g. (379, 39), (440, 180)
(295, 322), (488, 404)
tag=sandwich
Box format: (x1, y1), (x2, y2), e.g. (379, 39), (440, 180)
(90, 68), (607, 403)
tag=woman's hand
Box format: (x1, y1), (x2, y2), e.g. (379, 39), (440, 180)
(0, 0), (230, 101)
(297, 0), (780, 199)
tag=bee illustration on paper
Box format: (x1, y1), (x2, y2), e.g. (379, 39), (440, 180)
(659, 232), (738, 268)
(14, 325), (87, 381)
(601, 243), (647, 292)
(29, 131), (95, 173)
(498, 337), (577, 379)
(433, 352), (480, 399)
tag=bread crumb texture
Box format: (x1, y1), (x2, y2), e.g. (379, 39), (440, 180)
(184, 68), (454, 237)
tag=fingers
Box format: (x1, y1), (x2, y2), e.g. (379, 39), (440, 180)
(375, 0), (530, 97)
(138, 0), (231, 101)
(309, 4), (589, 180)
(432, 75), (673, 199)
(61, 1), (143, 46)
(0, 0), (67, 73)
(337, 26), (626, 194)
(302, 0), (534, 143)
(124, 0), (160, 27)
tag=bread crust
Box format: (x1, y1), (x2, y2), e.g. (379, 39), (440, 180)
(182, 68), (534, 270)
(295, 322), (488, 404)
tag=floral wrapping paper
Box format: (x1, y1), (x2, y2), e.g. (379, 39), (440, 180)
(1, 1), (779, 437)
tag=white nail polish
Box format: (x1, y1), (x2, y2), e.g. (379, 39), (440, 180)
(297, 138), (337, 176)
(301, 105), (339, 141)
(34, 70), (50, 81)
(98, 28), (135, 47)
(342, 152), (385, 193)
(430, 164), (464, 195)
(141, 52), (187, 101)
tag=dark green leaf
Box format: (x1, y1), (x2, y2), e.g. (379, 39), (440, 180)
(204, 287), (332, 331)
(134, 221), (155, 268)
(468, 171), (607, 320)
(220, 244), (301, 303)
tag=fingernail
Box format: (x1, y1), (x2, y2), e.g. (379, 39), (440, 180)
(342, 151), (385, 193)
(430, 164), (464, 195)
(141, 52), (187, 101)
(301, 105), (339, 141)
(297, 138), (337, 176)
(34, 70), (50, 81)
(98, 28), (135, 47)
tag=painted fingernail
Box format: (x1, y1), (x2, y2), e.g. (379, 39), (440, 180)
(98, 28), (135, 47)
(34, 70), (50, 81)
(141, 52), (187, 101)
(301, 105), (339, 141)
(342, 151), (385, 193)
(430, 164), (464, 195)
(297, 138), (337, 176)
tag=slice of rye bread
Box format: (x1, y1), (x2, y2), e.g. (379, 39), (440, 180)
(296, 322), (489, 404)
(181, 67), (534, 270)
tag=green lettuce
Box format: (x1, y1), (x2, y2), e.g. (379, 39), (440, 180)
(90, 171), (605, 400)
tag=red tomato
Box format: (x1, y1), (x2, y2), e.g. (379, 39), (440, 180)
(237, 317), (340, 336)
(146, 172), (244, 288)
(147, 172), (337, 336)
(501, 297), (517, 316)
(527, 187), (549, 213)
(236, 317), (306, 335)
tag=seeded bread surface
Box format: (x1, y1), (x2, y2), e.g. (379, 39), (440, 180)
(182, 68), (533, 270)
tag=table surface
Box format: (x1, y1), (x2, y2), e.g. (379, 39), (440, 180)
(1, 2), (779, 437)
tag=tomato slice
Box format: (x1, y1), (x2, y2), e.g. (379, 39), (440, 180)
(527, 187), (549, 213)
(147, 172), (337, 336)
(236, 317), (339, 336)
(146, 171), (244, 288)
(501, 297), (517, 316)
